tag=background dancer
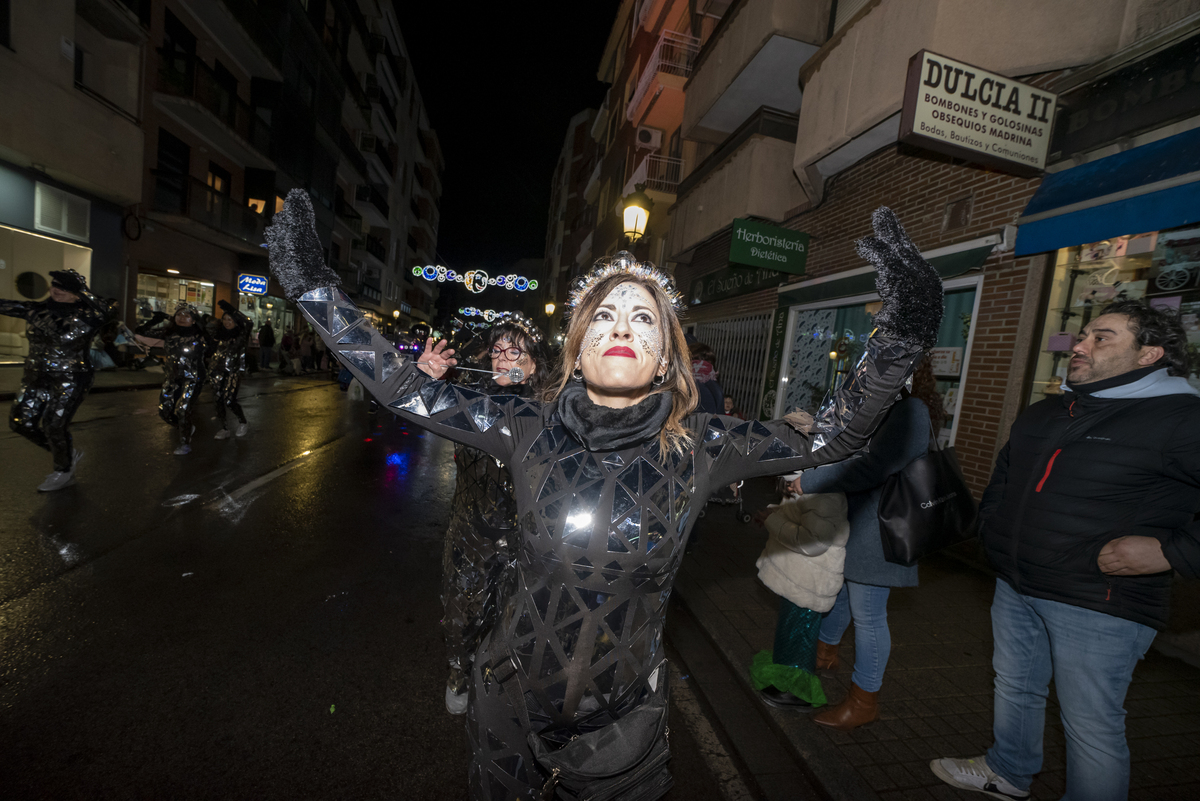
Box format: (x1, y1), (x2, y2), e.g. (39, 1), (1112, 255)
(264, 191), (942, 801)
(136, 302), (210, 455)
(440, 312), (551, 716)
(2, 269), (110, 491)
(208, 299), (251, 439)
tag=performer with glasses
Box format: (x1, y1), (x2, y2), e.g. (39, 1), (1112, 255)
(441, 312), (552, 715)
(264, 191), (943, 801)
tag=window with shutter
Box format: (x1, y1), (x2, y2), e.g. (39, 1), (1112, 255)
(34, 183), (90, 243)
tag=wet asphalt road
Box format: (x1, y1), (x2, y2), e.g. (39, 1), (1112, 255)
(0, 378), (728, 800)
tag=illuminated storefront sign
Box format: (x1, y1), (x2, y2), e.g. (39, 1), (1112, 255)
(238, 274), (269, 295)
(413, 265), (538, 294)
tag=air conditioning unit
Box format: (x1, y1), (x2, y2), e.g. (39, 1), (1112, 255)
(635, 126), (663, 151)
(358, 132), (377, 152)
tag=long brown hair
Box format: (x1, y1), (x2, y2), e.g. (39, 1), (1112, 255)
(546, 274), (698, 458)
(910, 356), (946, 430)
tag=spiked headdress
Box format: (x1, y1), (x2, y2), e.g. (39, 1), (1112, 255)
(566, 251), (684, 316)
(492, 310), (543, 344)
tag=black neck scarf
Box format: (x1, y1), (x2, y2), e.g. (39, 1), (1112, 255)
(555, 380), (672, 452)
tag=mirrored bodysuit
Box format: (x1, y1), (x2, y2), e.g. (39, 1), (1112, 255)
(293, 286), (923, 800)
(443, 380), (531, 697)
(140, 321), (210, 445)
(1, 290), (110, 471)
(208, 310), (251, 427)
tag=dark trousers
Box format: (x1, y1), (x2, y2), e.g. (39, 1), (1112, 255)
(10, 369), (93, 471)
(211, 369), (246, 425)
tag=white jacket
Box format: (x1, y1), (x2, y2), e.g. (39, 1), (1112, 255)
(756, 492), (850, 613)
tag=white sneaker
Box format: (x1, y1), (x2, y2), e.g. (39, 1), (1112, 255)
(214, 428), (231, 440)
(445, 686), (468, 716)
(173, 443), (192, 455)
(37, 470), (76, 492)
(235, 422), (249, 437)
(931, 757), (1029, 799)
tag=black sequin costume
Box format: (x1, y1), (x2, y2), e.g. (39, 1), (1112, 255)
(208, 309), (251, 426)
(443, 380), (531, 696)
(2, 289), (109, 471)
(140, 320), (210, 444)
(291, 286), (922, 800)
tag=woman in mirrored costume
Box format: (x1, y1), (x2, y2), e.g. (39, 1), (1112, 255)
(442, 312), (552, 717)
(136, 302), (210, 455)
(3, 269), (111, 491)
(208, 299), (251, 439)
(264, 191), (944, 801)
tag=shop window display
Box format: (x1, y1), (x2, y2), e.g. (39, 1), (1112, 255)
(1028, 223), (1200, 404)
(136, 275), (214, 323)
(780, 288), (977, 446)
(238, 293), (294, 334)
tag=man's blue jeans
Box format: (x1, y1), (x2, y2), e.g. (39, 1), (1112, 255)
(987, 578), (1155, 800)
(259, 346), (272, 369)
(818, 581), (892, 692)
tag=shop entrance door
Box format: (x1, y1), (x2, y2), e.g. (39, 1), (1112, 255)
(688, 313), (772, 418)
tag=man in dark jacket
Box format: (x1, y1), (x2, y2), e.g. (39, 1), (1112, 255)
(258, 321), (276, 369)
(933, 300), (1200, 800)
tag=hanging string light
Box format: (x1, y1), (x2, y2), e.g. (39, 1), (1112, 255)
(413, 265), (539, 294)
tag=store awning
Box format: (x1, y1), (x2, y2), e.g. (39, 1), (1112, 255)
(1014, 127), (1200, 256)
(777, 243), (994, 307)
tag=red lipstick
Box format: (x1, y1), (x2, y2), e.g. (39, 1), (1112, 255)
(603, 346), (637, 358)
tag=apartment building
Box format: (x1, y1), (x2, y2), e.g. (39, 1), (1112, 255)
(123, 0), (443, 337)
(669, 0), (1200, 495)
(0, 0), (145, 358)
(0, 0), (443, 358)
(542, 108), (599, 338)
(588, 0), (707, 270)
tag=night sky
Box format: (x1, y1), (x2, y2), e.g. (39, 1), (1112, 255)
(394, 1), (619, 274)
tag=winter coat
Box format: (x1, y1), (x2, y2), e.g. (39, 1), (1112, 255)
(799, 396), (932, 587)
(691, 358), (724, 415)
(757, 493), (850, 612)
(981, 366), (1200, 630)
(258, 325), (276, 348)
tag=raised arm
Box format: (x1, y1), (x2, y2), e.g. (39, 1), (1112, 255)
(703, 208), (943, 488)
(0, 299), (32, 320)
(264, 190), (540, 461)
(800, 396), (930, 495)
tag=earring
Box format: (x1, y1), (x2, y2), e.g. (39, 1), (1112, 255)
(652, 373), (665, 386)
(572, 368), (584, 382)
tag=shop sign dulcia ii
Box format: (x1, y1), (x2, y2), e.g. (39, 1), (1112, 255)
(900, 50), (1058, 177)
(729, 219), (810, 275)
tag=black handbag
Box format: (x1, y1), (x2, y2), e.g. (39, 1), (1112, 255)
(877, 420), (978, 566)
(490, 654), (674, 801)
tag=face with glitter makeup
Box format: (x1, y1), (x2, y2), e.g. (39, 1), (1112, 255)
(578, 281), (667, 407)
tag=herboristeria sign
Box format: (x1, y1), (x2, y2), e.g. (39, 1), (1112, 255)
(899, 50), (1058, 177)
(729, 218), (809, 275)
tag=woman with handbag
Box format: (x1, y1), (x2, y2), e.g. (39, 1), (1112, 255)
(796, 358), (946, 731)
(263, 192), (943, 801)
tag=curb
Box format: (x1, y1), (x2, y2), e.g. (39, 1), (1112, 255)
(0, 372), (337, 403)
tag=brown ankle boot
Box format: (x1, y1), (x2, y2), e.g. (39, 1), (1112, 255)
(816, 640), (840, 672)
(813, 683), (879, 731)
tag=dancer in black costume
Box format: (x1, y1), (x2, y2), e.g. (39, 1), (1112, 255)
(208, 299), (251, 439)
(3, 269), (110, 491)
(442, 312), (552, 716)
(264, 191), (943, 800)
(136, 302), (210, 455)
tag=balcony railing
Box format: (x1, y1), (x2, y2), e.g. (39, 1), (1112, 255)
(151, 171), (266, 246)
(624, 155), (684, 196)
(627, 30), (701, 121)
(337, 126), (368, 179)
(355, 183), (390, 220)
(218, 0), (282, 69)
(355, 234), (387, 263)
(156, 52), (270, 156)
(335, 196), (363, 230)
(341, 64), (372, 115)
(365, 76), (398, 130)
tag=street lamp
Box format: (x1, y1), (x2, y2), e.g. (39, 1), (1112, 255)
(622, 183), (653, 243)
(545, 302), (555, 316)
(392, 310), (400, 319)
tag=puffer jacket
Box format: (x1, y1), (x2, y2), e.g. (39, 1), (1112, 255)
(981, 366), (1200, 630)
(757, 492), (850, 613)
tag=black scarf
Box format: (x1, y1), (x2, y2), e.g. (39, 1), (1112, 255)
(555, 380), (672, 452)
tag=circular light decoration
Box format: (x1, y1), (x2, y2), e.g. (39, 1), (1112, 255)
(459, 307), (504, 322)
(413, 265), (539, 294)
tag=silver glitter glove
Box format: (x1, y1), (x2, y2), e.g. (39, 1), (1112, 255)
(857, 207), (944, 349)
(263, 189), (340, 301)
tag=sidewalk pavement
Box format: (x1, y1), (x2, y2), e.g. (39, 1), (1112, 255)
(675, 477), (1200, 801)
(0, 363), (335, 402)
